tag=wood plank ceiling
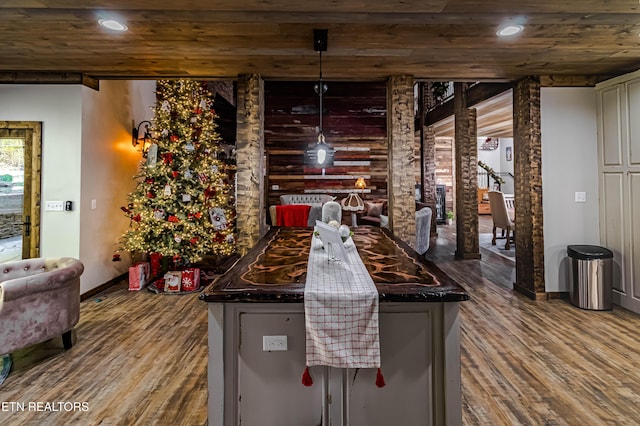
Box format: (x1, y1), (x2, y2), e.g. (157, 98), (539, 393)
(1, 1), (640, 82)
(2, 1), (640, 138)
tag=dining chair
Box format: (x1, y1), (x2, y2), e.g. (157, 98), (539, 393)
(488, 191), (515, 250)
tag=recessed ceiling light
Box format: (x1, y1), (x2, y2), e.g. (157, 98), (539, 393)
(98, 19), (128, 32)
(497, 24), (524, 37)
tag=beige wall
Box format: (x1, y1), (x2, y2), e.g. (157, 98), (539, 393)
(0, 85), (83, 259)
(541, 87), (600, 292)
(80, 80), (156, 293)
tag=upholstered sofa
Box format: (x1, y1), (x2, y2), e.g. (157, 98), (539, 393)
(279, 194), (335, 206)
(269, 194), (335, 226)
(0, 257), (84, 355)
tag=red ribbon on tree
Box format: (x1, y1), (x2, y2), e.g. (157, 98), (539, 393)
(172, 170), (179, 178)
(167, 215), (179, 223)
(163, 153), (173, 164)
(132, 214), (141, 222)
(147, 192), (155, 199)
(190, 237), (199, 244)
(170, 135), (179, 142)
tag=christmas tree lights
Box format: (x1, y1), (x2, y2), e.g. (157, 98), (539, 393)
(121, 80), (236, 264)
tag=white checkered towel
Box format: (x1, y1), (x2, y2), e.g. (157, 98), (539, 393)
(304, 234), (380, 368)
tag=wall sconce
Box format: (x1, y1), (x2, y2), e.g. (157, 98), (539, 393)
(132, 120), (152, 155)
(355, 177), (366, 197)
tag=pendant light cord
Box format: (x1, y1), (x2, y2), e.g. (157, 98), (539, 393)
(318, 50), (324, 137)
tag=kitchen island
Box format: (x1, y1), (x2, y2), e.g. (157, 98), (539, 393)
(200, 226), (469, 425)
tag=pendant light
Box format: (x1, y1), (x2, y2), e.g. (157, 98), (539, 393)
(312, 29), (333, 167)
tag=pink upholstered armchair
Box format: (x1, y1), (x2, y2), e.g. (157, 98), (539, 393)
(0, 257), (84, 355)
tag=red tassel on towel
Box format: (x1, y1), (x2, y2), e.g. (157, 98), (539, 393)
(302, 366), (313, 386)
(375, 368), (386, 388)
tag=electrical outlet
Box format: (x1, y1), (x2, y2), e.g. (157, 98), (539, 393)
(262, 335), (288, 352)
(45, 200), (64, 211)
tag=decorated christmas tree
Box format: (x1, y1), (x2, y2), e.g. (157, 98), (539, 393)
(121, 80), (236, 265)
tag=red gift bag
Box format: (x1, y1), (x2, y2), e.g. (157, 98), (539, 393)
(128, 262), (150, 291)
(181, 268), (201, 292)
(149, 252), (162, 277)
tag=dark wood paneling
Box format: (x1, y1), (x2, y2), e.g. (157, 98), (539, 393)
(265, 81), (387, 206)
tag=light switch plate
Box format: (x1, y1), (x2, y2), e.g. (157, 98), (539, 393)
(575, 192), (586, 203)
(45, 200), (64, 211)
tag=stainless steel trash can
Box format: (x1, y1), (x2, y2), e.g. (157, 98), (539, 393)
(567, 245), (613, 310)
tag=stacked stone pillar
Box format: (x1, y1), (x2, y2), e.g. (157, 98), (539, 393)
(387, 75), (416, 248)
(235, 74), (265, 256)
(513, 76), (546, 299)
(454, 82), (480, 259)
(423, 126), (438, 236)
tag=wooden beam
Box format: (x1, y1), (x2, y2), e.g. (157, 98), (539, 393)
(426, 83), (512, 126)
(0, 72), (99, 90)
(539, 75), (600, 87)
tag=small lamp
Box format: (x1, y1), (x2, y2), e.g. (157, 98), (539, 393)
(132, 120), (152, 156)
(343, 192), (365, 227)
(355, 177), (366, 197)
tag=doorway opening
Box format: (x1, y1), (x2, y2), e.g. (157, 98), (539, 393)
(0, 122), (42, 261)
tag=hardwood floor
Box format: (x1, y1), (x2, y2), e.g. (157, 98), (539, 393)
(0, 284), (209, 426)
(1, 221), (639, 425)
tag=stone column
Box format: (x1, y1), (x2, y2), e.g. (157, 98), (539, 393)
(513, 76), (545, 299)
(454, 83), (480, 259)
(236, 74), (265, 256)
(423, 126), (438, 236)
(387, 75), (416, 247)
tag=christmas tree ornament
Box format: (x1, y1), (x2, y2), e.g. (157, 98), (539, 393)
(153, 208), (165, 220)
(146, 144), (158, 167)
(164, 184), (172, 196)
(210, 207), (228, 230)
(182, 194), (191, 202)
(185, 143), (195, 152)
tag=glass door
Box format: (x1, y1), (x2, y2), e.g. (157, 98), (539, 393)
(0, 136), (25, 262)
(0, 122), (41, 261)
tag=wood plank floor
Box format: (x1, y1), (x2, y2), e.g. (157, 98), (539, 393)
(2, 218), (640, 425)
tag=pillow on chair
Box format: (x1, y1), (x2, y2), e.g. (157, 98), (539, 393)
(365, 201), (384, 218)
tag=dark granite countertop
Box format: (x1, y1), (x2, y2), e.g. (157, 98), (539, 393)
(200, 226), (469, 303)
